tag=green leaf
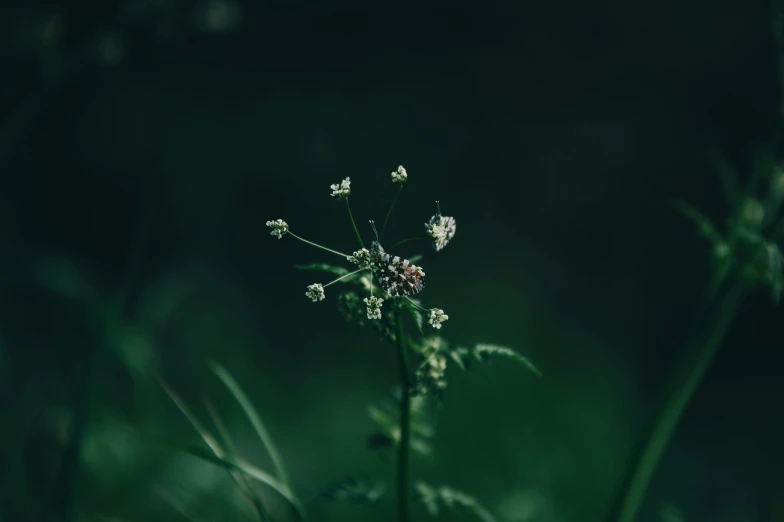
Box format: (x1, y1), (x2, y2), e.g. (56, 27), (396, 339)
(706, 146), (741, 209)
(151, 437), (306, 520)
(310, 477), (386, 505)
(670, 200), (724, 245)
(415, 482), (497, 522)
(403, 299), (425, 333)
(449, 347), (472, 372)
(209, 362), (291, 490)
(294, 263), (349, 276)
(408, 254), (424, 264)
(473, 344), (542, 377)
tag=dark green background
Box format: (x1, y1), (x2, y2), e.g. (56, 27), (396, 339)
(1, 1), (782, 521)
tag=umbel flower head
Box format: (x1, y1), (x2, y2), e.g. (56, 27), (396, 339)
(330, 177), (351, 198)
(266, 219), (289, 239)
(267, 164), (454, 329)
(391, 165), (408, 184)
(425, 202), (456, 251)
(347, 248), (371, 269)
(428, 309), (449, 329)
(364, 296), (384, 320)
(306, 283), (325, 302)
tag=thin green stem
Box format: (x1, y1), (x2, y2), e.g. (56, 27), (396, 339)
(611, 282), (746, 522)
(389, 237), (427, 250)
(346, 199), (365, 248)
(404, 296), (430, 312)
(381, 186), (403, 240)
(324, 268), (363, 287)
(395, 314), (412, 522)
(288, 231), (349, 259)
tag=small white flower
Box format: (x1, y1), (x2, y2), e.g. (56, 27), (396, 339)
(347, 248), (371, 269)
(428, 308), (448, 329)
(424, 214), (456, 251)
(391, 165), (407, 184)
(305, 283), (325, 302)
(330, 177), (351, 198)
(266, 219), (289, 239)
(364, 295), (384, 320)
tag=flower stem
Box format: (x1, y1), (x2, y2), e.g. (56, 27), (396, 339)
(610, 282), (747, 522)
(324, 268), (364, 287)
(288, 231), (349, 259)
(381, 185), (403, 240)
(404, 296), (430, 312)
(395, 314), (412, 522)
(346, 199), (365, 248)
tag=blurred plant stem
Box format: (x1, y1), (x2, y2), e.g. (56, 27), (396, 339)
(611, 281), (747, 522)
(396, 314), (412, 522)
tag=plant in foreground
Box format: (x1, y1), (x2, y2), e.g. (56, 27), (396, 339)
(261, 165), (542, 521)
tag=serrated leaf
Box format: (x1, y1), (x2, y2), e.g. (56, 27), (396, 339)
(311, 477), (386, 505)
(294, 263), (349, 276)
(415, 482), (497, 522)
(670, 200), (724, 245)
(473, 344), (542, 377)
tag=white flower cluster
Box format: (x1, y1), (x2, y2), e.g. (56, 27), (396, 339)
(428, 308), (448, 329)
(330, 177), (351, 198)
(391, 165), (407, 184)
(305, 283), (325, 302)
(425, 214), (456, 251)
(266, 219), (289, 239)
(347, 248), (371, 269)
(364, 296), (384, 319)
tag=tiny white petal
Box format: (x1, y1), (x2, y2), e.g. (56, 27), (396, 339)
(305, 283), (325, 302)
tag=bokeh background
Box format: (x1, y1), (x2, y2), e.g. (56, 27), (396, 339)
(1, 1), (783, 521)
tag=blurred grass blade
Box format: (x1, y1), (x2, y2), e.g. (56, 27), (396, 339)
(159, 379), (223, 457)
(205, 398), (271, 522)
(152, 437), (307, 520)
(209, 362), (291, 488)
(160, 380), (271, 521)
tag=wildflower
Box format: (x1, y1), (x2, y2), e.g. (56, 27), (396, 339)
(306, 283), (325, 302)
(266, 219), (289, 239)
(364, 296), (384, 320)
(330, 177), (351, 198)
(391, 165), (408, 184)
(347, 248), (371, 269)
(425, 208), (456, 251)
(428, 309), (449, 329)
(415, 352), (448, 395)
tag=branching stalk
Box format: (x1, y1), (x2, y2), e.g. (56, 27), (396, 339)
(395, 314), (412, 522)
(288, 231), (349, 259)
(346, 199), (365, 248)
(382, 186), (403, 240)
(610, 282), (747, 522)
